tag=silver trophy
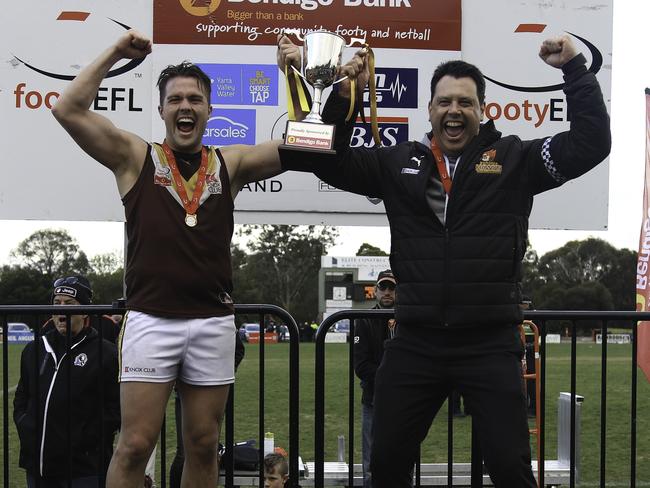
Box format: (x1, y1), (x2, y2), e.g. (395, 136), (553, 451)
(300, 30), (347, 123)
(279, 30), (348, 155)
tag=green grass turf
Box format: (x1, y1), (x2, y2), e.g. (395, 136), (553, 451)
(1, 341), (648, 486)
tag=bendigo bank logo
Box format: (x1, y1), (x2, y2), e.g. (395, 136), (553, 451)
(350, 116), (409, 148)
(179, 0), (222, 16)
(203, 109), (256, 146)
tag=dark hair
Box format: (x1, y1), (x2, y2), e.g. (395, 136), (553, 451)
(157, 61), (211, 106)
(430, 60), (486, 105)
(264, 452), (288, 477)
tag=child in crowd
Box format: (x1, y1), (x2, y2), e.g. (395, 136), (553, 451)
(263, 452), (289, 488)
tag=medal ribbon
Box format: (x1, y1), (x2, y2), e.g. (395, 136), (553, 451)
(430, 136), (452, 195)
(161, 141), (209, 219)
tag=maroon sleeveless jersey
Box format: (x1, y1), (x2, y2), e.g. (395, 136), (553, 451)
(122, 144), (234, 318)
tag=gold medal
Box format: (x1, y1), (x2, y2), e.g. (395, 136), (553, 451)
(185, 213), (198, 227)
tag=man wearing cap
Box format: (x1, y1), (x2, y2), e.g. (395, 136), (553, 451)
(14, 276), (120, 488)
(353, 269), (397, 488)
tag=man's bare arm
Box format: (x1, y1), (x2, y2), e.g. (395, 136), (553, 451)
(51, 30), (152, 196)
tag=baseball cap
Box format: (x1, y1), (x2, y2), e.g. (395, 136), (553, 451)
(52, 276), (93, 305)
(377, 269), (396, 285)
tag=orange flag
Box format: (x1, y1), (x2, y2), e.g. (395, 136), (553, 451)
(636, 88), (650, 382)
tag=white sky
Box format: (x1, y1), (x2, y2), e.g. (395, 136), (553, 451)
(0, 3), (648, 264)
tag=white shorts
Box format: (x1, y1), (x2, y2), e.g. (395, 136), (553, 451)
(118, 311), (236, 385)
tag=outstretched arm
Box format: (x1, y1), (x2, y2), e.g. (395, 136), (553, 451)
(51, 30), (152, 197)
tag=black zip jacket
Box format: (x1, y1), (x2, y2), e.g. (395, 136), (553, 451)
(13, 327), (120, 477)
(353, 305), (394, 405)
(308, 54), (610, 329)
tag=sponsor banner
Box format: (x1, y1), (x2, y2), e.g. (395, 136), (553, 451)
(0, 1), (153, 221)
(203, 108), (256, 145)
(462, 0), (612, 229)
(350, 116), (409, 148)
(0, 0), (611, 231)
(7, 331), (35, 344)
(197, 63), (278, 105)
(363, 67), (418, 108)
(154, 0), (460, 50)
(636, 88), (650, 383)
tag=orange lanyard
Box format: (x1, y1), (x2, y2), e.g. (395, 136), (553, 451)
(430, 136), (451, 195)
(162, 141), (209, 227)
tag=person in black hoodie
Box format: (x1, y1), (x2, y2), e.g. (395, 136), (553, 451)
(278, 34), (610, 488)
(13, 276), (120, 488)
(353, 270), (396, 488)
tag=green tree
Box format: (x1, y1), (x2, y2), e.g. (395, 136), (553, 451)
(527, 238), (635, 332)
(234, 225), (338, 324)
(356, 243), (388, 256)
(11, 229), (89, 279)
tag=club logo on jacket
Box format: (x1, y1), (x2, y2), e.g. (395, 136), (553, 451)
(475, 149), (502, 174)
(154, 166), (172, 186)
(73, 353), (88, 367)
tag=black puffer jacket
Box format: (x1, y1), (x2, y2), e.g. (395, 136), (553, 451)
(313, 54), (610, 329)
(13, 327), (120, 477)
(353, 305), (394, 405)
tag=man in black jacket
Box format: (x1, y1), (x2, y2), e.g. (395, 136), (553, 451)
(14, 276), (120, 488)
(354, 269), (396, 488)
(279, 35), (610, 487)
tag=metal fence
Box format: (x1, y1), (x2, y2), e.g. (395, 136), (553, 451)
(314, 310), (650, 488)
(1, 306), (648, 487)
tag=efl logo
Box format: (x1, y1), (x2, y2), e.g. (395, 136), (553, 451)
(364, 68), (417, 109)
(350, 116), (408, 148)
(197, 64), (278, 106)
(14, 13), (145, 81)
(203, 109), (256, 145)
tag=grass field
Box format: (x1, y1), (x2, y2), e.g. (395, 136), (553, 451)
(1, 341), (649, 486)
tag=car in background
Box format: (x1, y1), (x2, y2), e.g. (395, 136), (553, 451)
(238, 323), (260, 342)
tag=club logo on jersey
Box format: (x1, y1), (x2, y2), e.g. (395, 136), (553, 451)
(154, 166), (172, 186)
(206, 171), (223, 194)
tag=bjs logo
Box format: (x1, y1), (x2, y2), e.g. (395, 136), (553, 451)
(363, 68), (418, 109)
(350, 117), (409, 148)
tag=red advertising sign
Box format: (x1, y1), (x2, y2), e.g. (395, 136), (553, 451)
(154, 0), (460, 50)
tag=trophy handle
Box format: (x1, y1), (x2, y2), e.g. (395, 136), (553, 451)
(290, 65), (307, 81)
(332, 75), (349, 85)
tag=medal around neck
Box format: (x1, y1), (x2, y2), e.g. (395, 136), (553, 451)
(185, 213), (198, 227)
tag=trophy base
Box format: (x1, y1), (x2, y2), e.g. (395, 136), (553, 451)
(278, 120), (338, 171)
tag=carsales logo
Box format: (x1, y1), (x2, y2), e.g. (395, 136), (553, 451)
(203, 109), (256, 145)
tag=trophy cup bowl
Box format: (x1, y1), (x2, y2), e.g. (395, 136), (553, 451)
(302, 30), (346, 123)
(279, 30), (348, 161)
